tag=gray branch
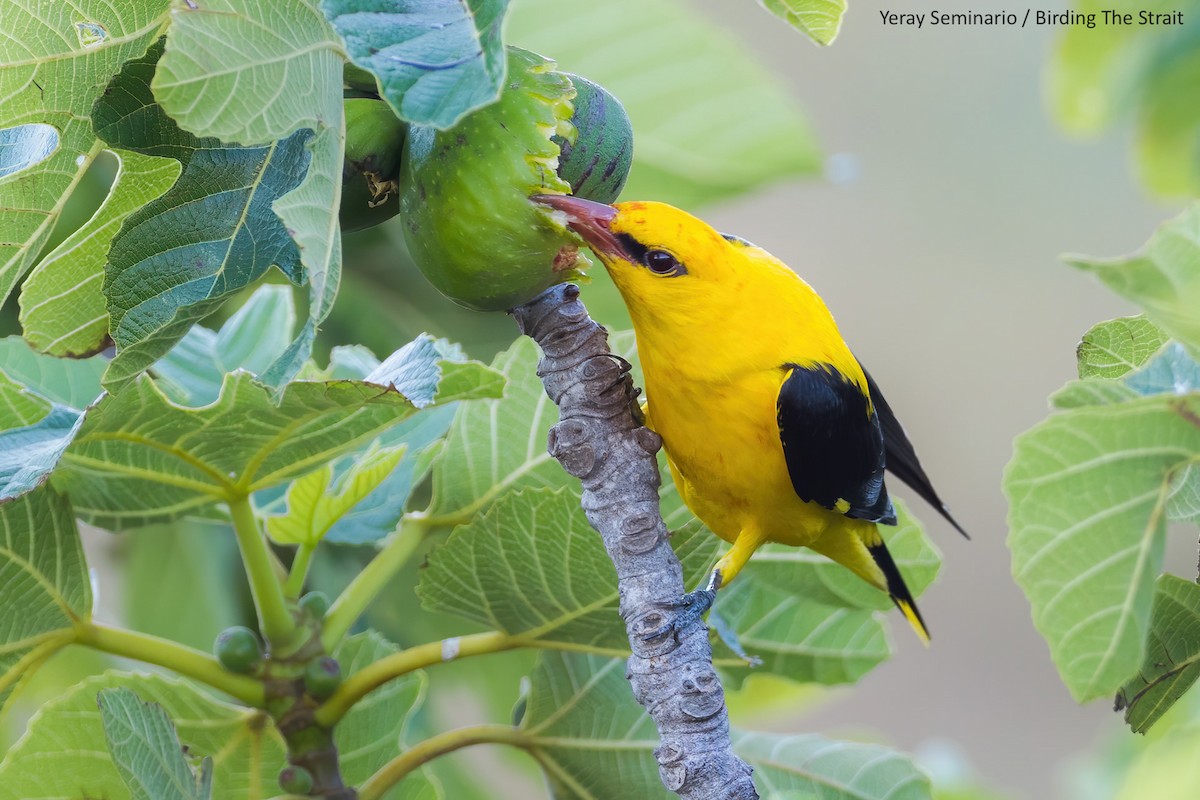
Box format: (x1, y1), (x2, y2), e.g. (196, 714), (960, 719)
(513, 284), (758, 800)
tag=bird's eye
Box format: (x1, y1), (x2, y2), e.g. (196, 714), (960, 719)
(644, 249), (685, 276)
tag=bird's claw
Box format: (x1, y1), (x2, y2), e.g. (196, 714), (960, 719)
(641, 570), (722, 642)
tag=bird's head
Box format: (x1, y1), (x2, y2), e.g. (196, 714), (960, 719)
(532, 195), (748, 328)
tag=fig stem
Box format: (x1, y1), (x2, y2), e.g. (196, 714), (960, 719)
(76, 622), (264, 706)
(357, 724), (528, 800)
(511, 284), (759, 800)
(285, 542), (316, 600)
(321, 513), (429, 651)
(229, 494), (300, 653)
(313, 630), (516, 726)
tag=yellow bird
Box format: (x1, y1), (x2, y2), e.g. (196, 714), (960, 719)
(534, 195), (967, 642)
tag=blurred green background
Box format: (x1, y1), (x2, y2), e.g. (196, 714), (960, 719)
(4, 0), (1194, 798)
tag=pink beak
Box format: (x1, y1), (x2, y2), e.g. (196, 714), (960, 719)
(532, 194), (625, 260)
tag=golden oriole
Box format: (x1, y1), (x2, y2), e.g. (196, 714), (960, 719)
(535, 195), (967, 642)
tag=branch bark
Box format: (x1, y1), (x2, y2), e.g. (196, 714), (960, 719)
(512, 284), (757, 800)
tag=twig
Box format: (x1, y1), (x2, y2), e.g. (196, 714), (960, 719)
(357, 724), (526, 800)
(76, 621), (264, 706)
(512, 284), (757, 800)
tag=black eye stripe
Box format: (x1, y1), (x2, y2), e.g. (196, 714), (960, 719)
(616, 233), (648, 262)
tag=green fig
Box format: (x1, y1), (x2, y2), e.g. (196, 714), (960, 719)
(278, 765), (314, 795)
(554, 74), (633, 204)
(298, 590), (330, 619)
(214, 626), (263, 674)
(397, 47), (586, 311)
(304, 656), (343, 699)
(340, 97), (406, 233)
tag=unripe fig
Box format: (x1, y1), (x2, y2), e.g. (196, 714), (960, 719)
(397, 47), (586, 311)
(340, 97), (406, 233)
(279, 765), (314, 795)
(299, 590), (330, 620)
(554, 74), (633, 204)
(214, 626), (263, 674)
(304, 656), (343, 699)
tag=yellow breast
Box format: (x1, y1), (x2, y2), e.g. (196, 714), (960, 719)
(643, 357), (836, 548)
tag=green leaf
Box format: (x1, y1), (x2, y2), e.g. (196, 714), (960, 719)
(151, 1), (346, 384)
(0, 336), (106, 409)
(0, 337), (101, 497)
(425, 337), (564, 524)
(334, 632), (426, 788)
(1068, 204), (1200, 361)
(1116, 574), (1200, 733)
(266, 442), (407, 546)
(98, 687), (214, 800)
(53, 351), (501, 529)
(91, 41), (313, 393)
(101, 130), (313, 394)
(215, 286), (298, 375)
(0, 486), (91, 714)
(1006, 393), (1200, 701)
(0, 672), (285, 799)
(253, 338), (472, 543)
(0, 404), (84, 500)
(757, 0), (846, 46)
(0, 372), (51, 429)
(1054, 338), (1200, 411)
(0, 0), (168, 308)
(1077, 316), (1171, 380)
(153, 285), (297, 407)
(0, 123), (58, 178)
(520, 651), (931, 799)
(419, 488), (630, 652)
(323, 0), (510, 129)
(153, 0), (343, 145)
(506, 0), (820, 208)
(18, 149), (181, 357)
(266, 123), (344, 386)
(734, 731), (932, 799)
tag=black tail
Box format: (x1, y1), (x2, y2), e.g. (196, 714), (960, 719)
(862, 367), (970, 539)
(866, 537), (930, 642)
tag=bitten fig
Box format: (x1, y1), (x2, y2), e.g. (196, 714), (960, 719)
(214, 626), (263, 674)
(340, 97), (406, 233)
(554, 74), (633, 204)
(396, 47), (586, 311)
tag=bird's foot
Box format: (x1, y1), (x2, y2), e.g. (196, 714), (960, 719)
(642, 569), (721, 642)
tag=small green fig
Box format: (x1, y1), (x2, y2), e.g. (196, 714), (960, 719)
(299, 590), (330, 620)
(554, 74), (633, 204)
(214, 626), (263, 674)
(340, 97), (406, 233)
(304, 656), (343, 699)
(396, 46), (586, 311)
(279, 765), (314, 795)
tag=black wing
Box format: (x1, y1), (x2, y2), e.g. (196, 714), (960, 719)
(777, 364), (896, 525)
(861, 366), (970, 539)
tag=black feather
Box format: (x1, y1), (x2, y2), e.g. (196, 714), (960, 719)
(861, 366), (970, 539)
(777, 364), (895, 524)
